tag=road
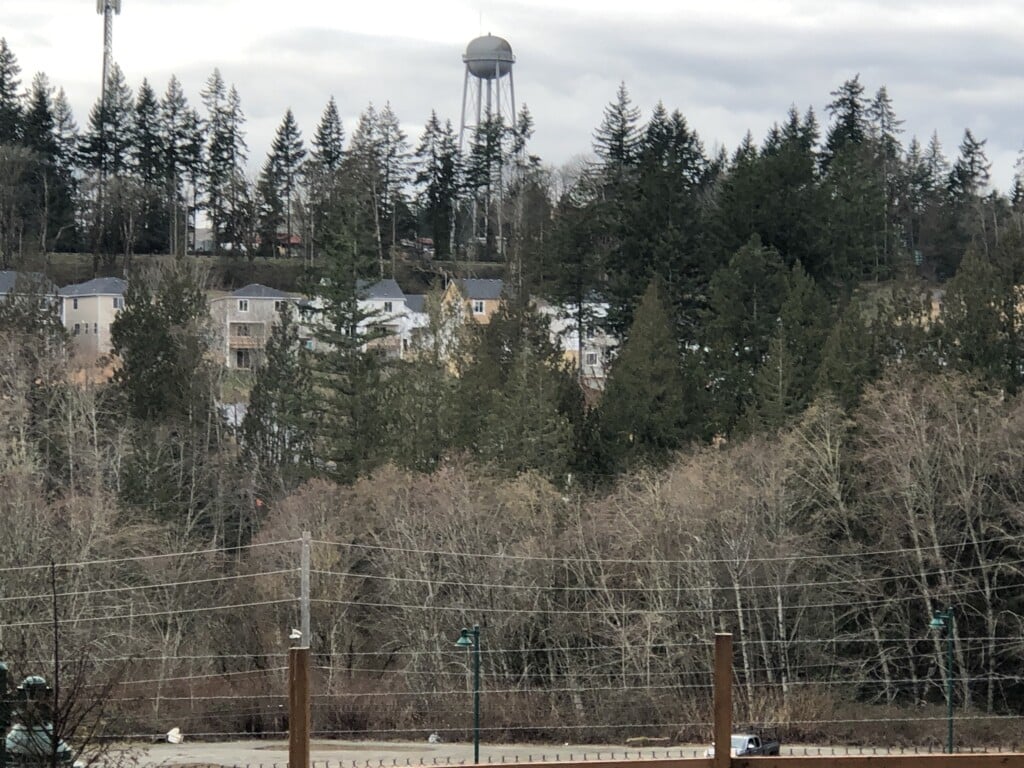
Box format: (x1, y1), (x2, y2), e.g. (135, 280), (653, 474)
(131, 740), (974, 768)
(137, 740), (707, 767)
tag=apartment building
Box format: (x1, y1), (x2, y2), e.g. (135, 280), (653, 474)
(209, 284), (300, 369)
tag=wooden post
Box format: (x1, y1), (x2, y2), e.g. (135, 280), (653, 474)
(714, 633), (733, 768)
(289, 647), (310, 768)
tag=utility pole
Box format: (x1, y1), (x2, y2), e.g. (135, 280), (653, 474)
(712, 633), (732, 768)
(289, 532), (312, 768)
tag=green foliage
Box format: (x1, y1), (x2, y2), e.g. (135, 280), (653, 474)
(598, 280), (691, 471)
(110, 261), (212, 420)
(242, 305), (315, 493)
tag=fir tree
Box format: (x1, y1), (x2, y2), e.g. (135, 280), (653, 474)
(0, 38), (21, 144)
(267, 108), (306, 248)
(242, 305), (314, 492)
(598, 280), (691, 471)
(413, 110), (459, 259)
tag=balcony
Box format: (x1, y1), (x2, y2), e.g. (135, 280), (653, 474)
(228, 335), (264, 349)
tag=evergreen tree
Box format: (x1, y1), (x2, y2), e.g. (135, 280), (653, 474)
(815, 297), (879, 411)
(308, 182), (390, 482)
(160, 75), (203, 255)
(377, 102), (411, 258)
(593, 81), (642, 172)
(746, 262), (831, 430)
(598, 280), (691, 471)
(242, 305), (315, 492)
(111, 263), (212, 421)
(413, 110), (459, 259)
(267, 108), (306, 249)
(305, 96), (346, 262)
(948, 128), (991, 202)
(80, 63), (134, 177)
(0, 38), (21, 144)
(823, 74), (867, 165)
(703, 235), (788, 433)
(203, 72), (248, 254)
(130, 79), (167, 252)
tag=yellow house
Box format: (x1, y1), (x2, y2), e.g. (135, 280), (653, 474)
(442, 278), (504, 324)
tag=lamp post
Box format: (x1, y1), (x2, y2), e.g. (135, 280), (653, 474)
(455, 625), (481, 764)
(929, 608), (954, 754)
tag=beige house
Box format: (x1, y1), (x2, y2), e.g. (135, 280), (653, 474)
(209, 284), (301, 369)
(442, 278), (504, 325)
(59, 277), (127, 359)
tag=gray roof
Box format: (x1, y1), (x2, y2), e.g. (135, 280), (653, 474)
(405, 294), (426, 314)
(0, 271), (58, 297)
(232, 283), (294, 299)
(360, 279), (406, 301)
(456, 278), (503, 300)
(58, 277), (127, 297)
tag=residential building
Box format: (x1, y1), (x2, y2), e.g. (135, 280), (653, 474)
(209, 284), (301, 369)
(59, 277), (127, 358)
(0, 270), (59, 302)
(536, 299), (618, 390)
(442, 278), (504, 324)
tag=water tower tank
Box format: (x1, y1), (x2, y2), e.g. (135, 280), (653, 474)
(463, 34), (515, 80)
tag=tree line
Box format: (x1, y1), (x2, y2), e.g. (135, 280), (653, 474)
(5, 33), (1024, 747)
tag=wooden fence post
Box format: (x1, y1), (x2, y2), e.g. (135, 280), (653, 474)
(714, 633), (733, 768)
(289, 647), (310, 768)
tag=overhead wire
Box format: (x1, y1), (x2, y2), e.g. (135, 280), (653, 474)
(313, 532), (1024, 566)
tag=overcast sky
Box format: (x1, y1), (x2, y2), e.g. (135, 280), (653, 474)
(6, 0), (1024, 190)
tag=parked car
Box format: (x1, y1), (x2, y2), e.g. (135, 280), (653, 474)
(705, 732), (781, 757)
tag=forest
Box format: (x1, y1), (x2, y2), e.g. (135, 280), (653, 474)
(4, 34), (1024, 750)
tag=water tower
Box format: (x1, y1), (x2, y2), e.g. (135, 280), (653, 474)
(459, 33), (517, 151)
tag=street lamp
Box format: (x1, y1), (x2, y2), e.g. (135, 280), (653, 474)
(455, 625), (481, 764)
(929, 607), (954, 754)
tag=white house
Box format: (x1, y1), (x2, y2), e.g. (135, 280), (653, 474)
(536, 299), (618, 389)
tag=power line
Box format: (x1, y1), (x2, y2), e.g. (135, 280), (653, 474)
(0, 568), (298, 603)
(4, 598), (296, 628)
(310, 556), (1024, 594)
(0, 539), (300, 574)
(115, 667), (289, 686)
(313, 533), (1024, 566)
(307, 578), (1018, 616)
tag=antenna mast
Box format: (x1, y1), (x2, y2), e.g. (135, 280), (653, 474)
(96, 0), (121, 106)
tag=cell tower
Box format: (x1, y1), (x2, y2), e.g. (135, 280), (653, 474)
(96, 0), (122, 104)
(459, 34), (517, 259)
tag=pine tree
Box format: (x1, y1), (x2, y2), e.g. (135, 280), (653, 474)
(81, 63), (134, 177)
(948, 128), (991, 202)
(0, 38), (21, 144)
(305, 96), (346, 262)
(130, 79), (167, 252)
(598, 280), (691, 472)
(593, 81), (641, 172)
(815, 297), (878, 410)
(823, 74), (867, 165)
(21, 73), (74, 254)
(267, 108), (306, 250)
(202, 71), (248, 254)
(242, 305), (314, 492)
(414, 110), (459, 259)
(160, 75), (203, 255)
(308, 181), (390, 482)
(703, 235), (788, 433)
(377, 102), (411, 259)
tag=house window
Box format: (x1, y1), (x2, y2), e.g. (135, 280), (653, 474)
(234, 324), (251, 337)
(585, 352), (598, 366)
(113, 297), (124, 309)
(383, 301), (393, 313)
(235, 349), (252, 369)
(73, 323), (80, 336)
(238, 299), (249, 312)
(274, 300), (286, 312)
(83, 324), (89, 334)
(586, 327), (595, 339)
(472, 300), (485, 314)
(72, 298), (79, 310)
(93, 323), (98, 335)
